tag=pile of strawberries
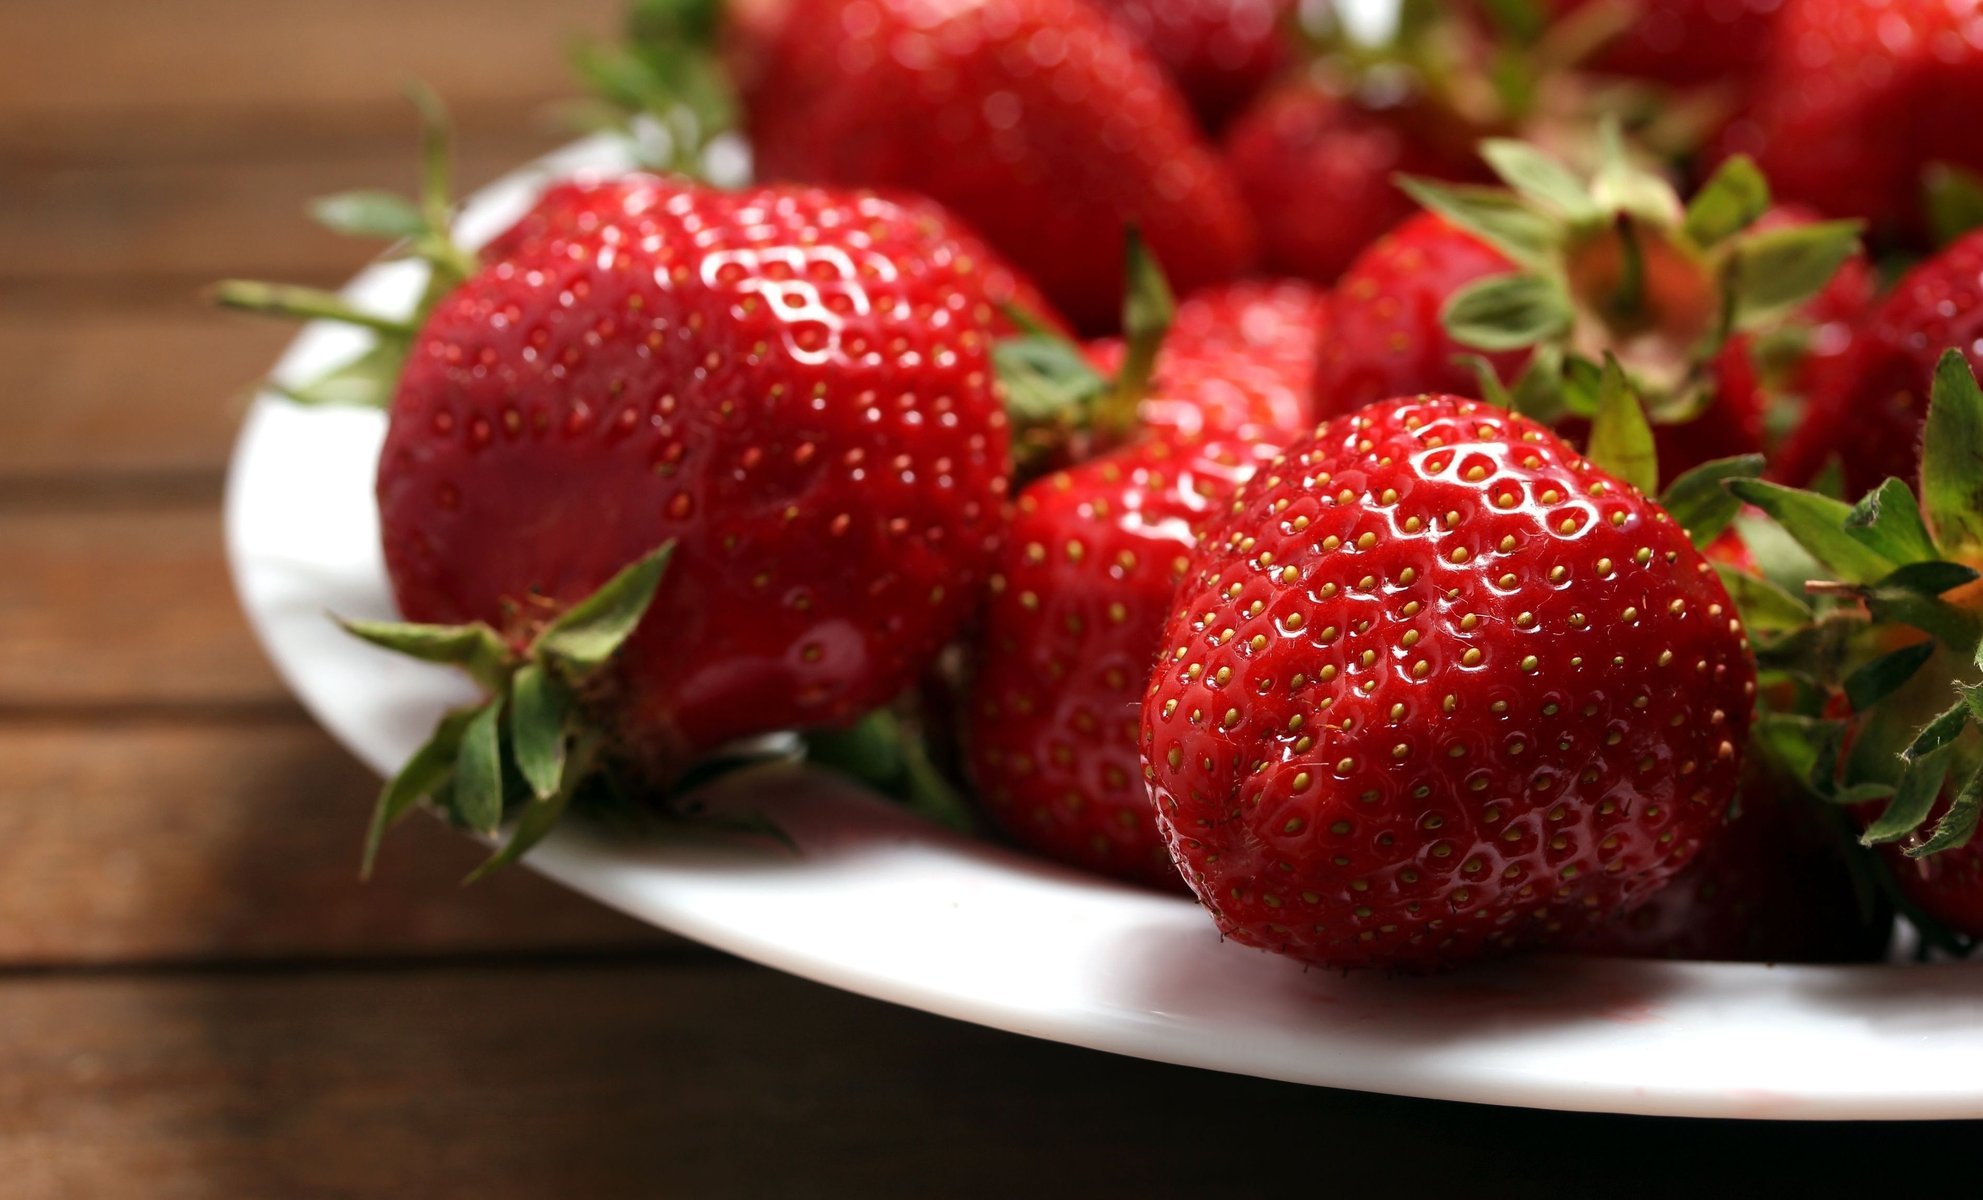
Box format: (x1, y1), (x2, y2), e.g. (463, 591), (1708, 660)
(225, 0), (1983, 971)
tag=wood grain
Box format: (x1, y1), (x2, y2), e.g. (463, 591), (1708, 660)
(1, 140), (571, 299)
(0, 722), (663, 965)
(1, 307), (283, 483)
(0, 962), (1959, 1200)
(0, 505), (288, 707)
(0, 0), (619, 165)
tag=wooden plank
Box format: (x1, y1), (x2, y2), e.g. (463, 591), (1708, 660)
(0, 505), (287, 707)
(0, 0), (619, 165)
(0, 139), (569, 296)
(0, 722), (664, 965)
(0, 962), (1959, 1198)
(0, 307), (282, 482)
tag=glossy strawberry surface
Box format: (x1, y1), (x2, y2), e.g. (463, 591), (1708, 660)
(1087, 280), (1326, 443)
(968, 285), (1324, 886)
(483, 175), (1061, 331)
(736, 0), (1256, 332)
(1225, 85), (1483, 284)
(1313, 213), (1528, 413)
(1094, 0), (1294, 127)
(1729, 0), (1983, 233)
(1776, 230), (1983, 496)
(1142, 396), (1755, 969)
(379, 174), (1017, 774)
(1577, 778), (1890, 963)
(968, 437), (1281, 887)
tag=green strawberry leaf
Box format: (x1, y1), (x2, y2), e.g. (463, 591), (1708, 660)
(338, 615), (511, 690)
(1443, 273), (1573, 352)
(1478, 139), (1598, 220)
(1714, 564), (1812, 633)
(1862, 745), (1951, 846)
(1727, 220), (1864, 330)
(1881, 560), (1981, 595)
(1861, 574), (1983, 657)
(995, 334), (1111, 428)
(533, 541), (674, 678)
(452, 696), (507, 835)
(1659, 454), (1763, 546)
(1724, 479), (1898, 584)
(361, 706), (479, 878)
(1585, 354), (1657, 495)
(510, 663), (571, 801)
(1925, 162), (1983, 247)
(1682, 155), (1770, 249)
(1908, 757), (1983, 858)
(1396, 177), (1557, 268)
(309, 189), (428, 241)
(1474, 0), (1547, 41)
(1844, 641), (1938, 713)
(1920, 349), (1983, 562)
(1844, 478), (1941, 566)
(1591, 117), (1683, 225)
(1904, 694), (1976, 765)
(273, 340), (406, 411)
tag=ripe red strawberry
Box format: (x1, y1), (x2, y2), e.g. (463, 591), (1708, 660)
(483, 174), (1063, 336)
(1141, 395), (1755, 969)
(1539, 0), (1782, 86)
(1776, 230), (1983, 497)
(967, 282), (1323, 886)
(1313, 212), (1526, 409)
(1727, 0), (1983, 234)
(968, 437), (1281, 886)
(1092, 0), (1294, 128)
(733, 0), (1256, 332)
(1225, 84), (1483, 284)
(365, 173), (1025, 857)
(1576, 779), (1891, 962)
(1086, 280), (1326, 442)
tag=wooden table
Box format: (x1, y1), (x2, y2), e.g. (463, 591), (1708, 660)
(2, 2), (1973, 1193)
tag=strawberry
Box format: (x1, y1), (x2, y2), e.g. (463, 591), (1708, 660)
(1576, 778), (1891, 963)
(1086, 280), (1326, 443)
(1225, 83), (1486, 284)
(968, 436), (1283, 887)
(733, 0), (1256, 332)
(1319, 140), (1862, 485)
(1313, 211), (1527, 410)
(1775, 230), (1983, 499)
(1536, 0), (1782, 87)
(1725, 0), (1983, 235)
(966, 280), (1323, 886)
(1092, 0), (1295, 128)
(1141, 394), (1755, 969)
(348, 173), (1028, 868)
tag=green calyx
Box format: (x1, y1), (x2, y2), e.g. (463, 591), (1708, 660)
(213, 83), (475, 411)
(1721, 352), (1983, 865)
(993, 227), (1176, 473)
(1403, 126), (1862, 428)
(566, 0), (736, 177)
(346, 542), (674, 880)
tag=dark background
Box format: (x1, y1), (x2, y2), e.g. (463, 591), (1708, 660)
(0, 1), (1973, 1193)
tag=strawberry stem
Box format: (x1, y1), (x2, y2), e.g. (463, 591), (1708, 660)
(1092, 228), (1175, 443)
(212, 281), (415, 336)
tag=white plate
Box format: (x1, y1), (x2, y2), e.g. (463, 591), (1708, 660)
(225, 137), (1983, 1121)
